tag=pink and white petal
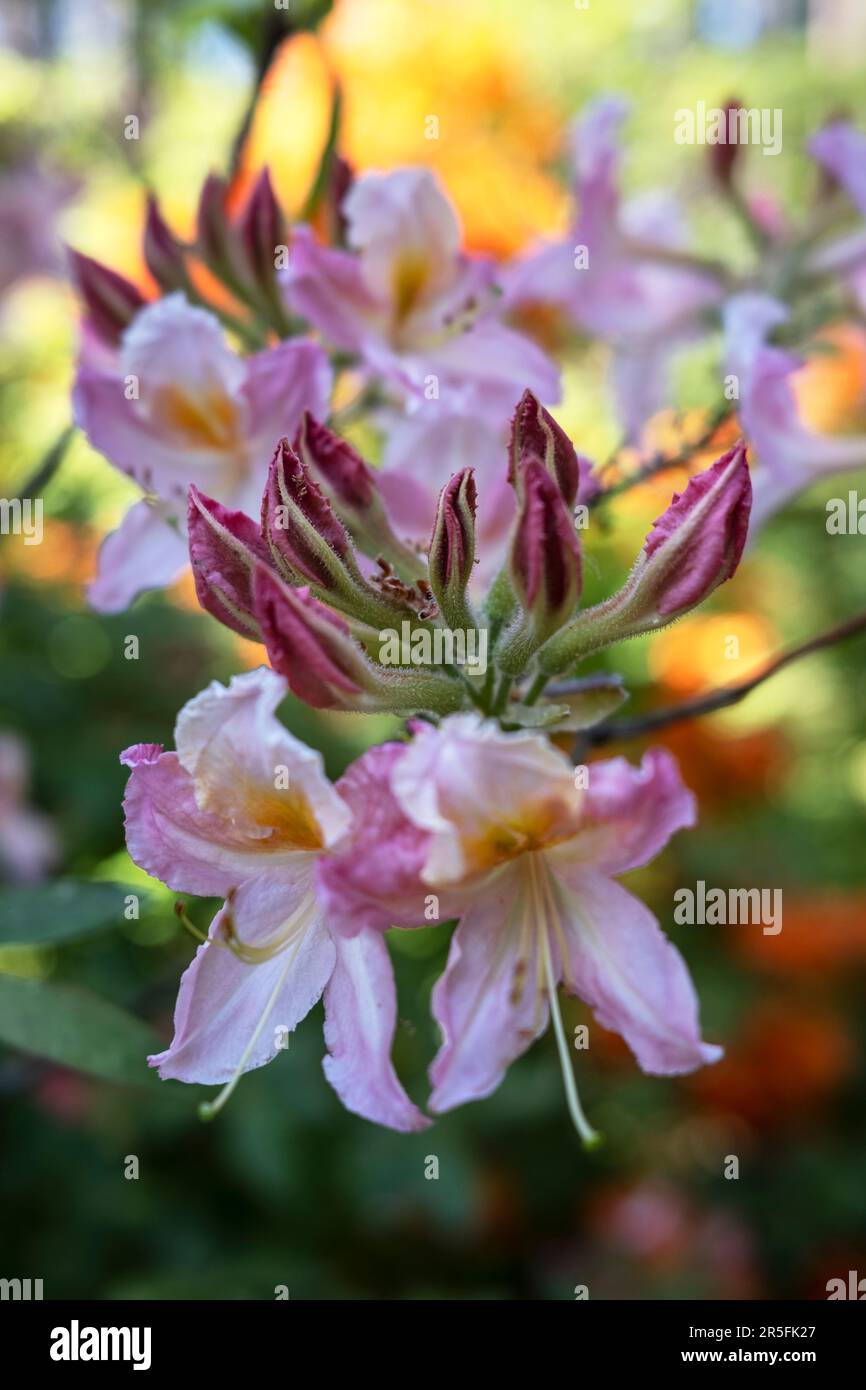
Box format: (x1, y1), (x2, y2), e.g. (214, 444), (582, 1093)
(428, 319), (561, 405)
(428, 869), (548, 1112)
(317, 742), (439, 937)
(240, 339), (333, 503)
(288, 226), (385, 351)
(88, 498), (188, 613)
(122, 748), (306, 896)
(553, 867), (722, 1075)
(322, 928), (430, 1132)
(345, 167), (461, 303)
(174, 668), (351, 849)
(150, 868), (335, 1084)
(392, 714), (582, 887)
(121, 293), (246, 403)
(549, 748), (695, 878)
(73, 367), (205, 502)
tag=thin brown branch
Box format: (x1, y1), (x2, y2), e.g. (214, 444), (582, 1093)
(591, 402), (735, 507)
(575, 608), (866, 754)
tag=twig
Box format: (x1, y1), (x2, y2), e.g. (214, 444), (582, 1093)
(574, 608), (866, 755)
(590, 402), (735, 508)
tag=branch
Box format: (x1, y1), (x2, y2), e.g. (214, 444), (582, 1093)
(574, 608), (866, 754)
(590, 402), (735, 507)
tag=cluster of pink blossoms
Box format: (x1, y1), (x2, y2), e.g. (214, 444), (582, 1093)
(66, 100), (866, 1138)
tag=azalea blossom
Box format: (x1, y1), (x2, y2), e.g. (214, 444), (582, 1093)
(289, 165), (560, 415)
(724, 293), (866, 530)
(121, 667), (428, 1132)
(504, 97), (723, 439)
(320, 714), (721, 1144)
(73, 293), (331, 611)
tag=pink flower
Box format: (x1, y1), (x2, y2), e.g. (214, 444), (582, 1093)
(504, 97), (722, 439)
(120, 667), (428, 1131)
(724, 294), (866, 530)
(289, 167), (559, 414)
(0, 733), (58, 883)
(323, 715), (721, 1143)
(73, 293), (331, 611)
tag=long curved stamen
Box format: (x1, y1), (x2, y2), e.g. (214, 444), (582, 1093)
(529, 856), (602, 1150)
(198, 898), (315, 1121)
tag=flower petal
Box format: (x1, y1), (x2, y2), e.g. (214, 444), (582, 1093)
(322, 928), (430, 1132)
(316, 742), (436, 936)
(150, 868), (335, 1084)
(174, 668), (351, 850)
(552, 866), (722, 1075)
(549, 747), (695, 877)
(88, 498), (188, 613)
(428, 868), (548, 1112)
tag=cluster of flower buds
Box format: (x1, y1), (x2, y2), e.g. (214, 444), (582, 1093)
(186, 390), (752, 727)
(68, 168), (293, 344)
(188, 419), (463, 714)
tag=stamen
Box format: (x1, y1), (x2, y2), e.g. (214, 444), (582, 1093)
(529, 857), (602, 1150)
(199, 902), (313, 1121)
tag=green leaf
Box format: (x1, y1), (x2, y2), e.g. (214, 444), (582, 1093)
(0, 974), (160, 1085)
(0, 880), (144, 948)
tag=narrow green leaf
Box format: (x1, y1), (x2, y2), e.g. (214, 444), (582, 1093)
(0, 974), (160, 1085)
(0, 880), (143, 948)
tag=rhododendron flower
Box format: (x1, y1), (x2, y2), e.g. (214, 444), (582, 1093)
(724, 294), (866, 530)
(322, 715), (721, 1144)
(74, 293), (331, 611)
(121, 667), (428, 1132)
(289, 166), (559, 414)
(505, 97), (722, 438)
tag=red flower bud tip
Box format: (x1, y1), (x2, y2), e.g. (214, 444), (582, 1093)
(428, 468), (477, 628)
(641, 440), (751, 615)
(262, 438), (353, 588)
(508, 459), (581, 653)
(143, 195), (190, 293)
(295, 411), (374, 513)
(254, 567), (366, 710)
(709, 99), (744, 188)
(67, 247), (148, 346)
(508, 388), (592, 508)
(187, 486), (271, 639)
(238, 167), (288, 293)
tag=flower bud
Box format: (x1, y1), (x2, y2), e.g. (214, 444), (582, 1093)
(238, 169), (286, 285)
(262, 439), (416, 630)
(294, 412), (424, 578)
(540, 443), (751, 673)
(709, 99), (743, 189)
(187, 486), (270, 639)
(254, 567), (463, 714)
(428, 468), (477, 630)
(498, 459), (582, 673)
(143, 195), (191, 293)
(196, 174), (252, 297)
(67, 248), (147, 347)
(508, 389), (596, 507)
